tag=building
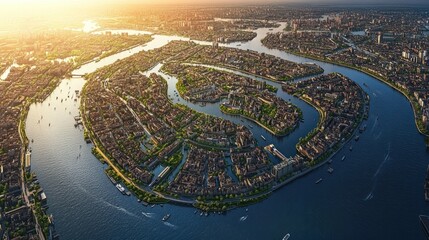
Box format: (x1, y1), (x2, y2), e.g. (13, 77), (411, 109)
(25, 149), (31, 172)
(377, 33), (382, 44)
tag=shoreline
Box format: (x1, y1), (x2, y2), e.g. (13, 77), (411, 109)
(273, 76), (368, 190)
(264, 45), (429, 138)
(219, 107), (298, 137)
(186, 60), (324, 84)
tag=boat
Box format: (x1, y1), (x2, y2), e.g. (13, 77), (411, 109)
(107, 174), (117, 185)
(125, 191), (131, 196)
(315, 178), (323, 184)
(328, 167), (334, 174)
(349, 146), (353, 151)
(115, 184), (125, 194)
(282, 233), (290, 240)
(162, 214), (171, 221)
(141, 201), (149, 207)
(363, 82), (368, 87)
(261, 135), (266, 141)
(327, 159), (333, 164)
(341, 155), (346, 161)
(248, 124), (253, 129)
(354, 135), (360, 141)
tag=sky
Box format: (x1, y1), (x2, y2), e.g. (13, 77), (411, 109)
(0, 0), (429, 5)
(0, 0), (427, 32)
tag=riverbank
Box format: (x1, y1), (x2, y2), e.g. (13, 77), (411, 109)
(265, 47), (429, 138)
(186, 60), (324, 84)
(219, 106), (296, 137)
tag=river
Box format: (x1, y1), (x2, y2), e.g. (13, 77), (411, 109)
(25, 22), (429, 240)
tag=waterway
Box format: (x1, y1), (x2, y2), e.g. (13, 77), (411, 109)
(25, 22), (429, 240)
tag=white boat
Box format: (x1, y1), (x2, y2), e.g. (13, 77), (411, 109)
(341, 155), (346, 161)
(115, 184), (125, 194)
(261, 135), (266, 141)
(283, 233), (290, 240)
(162, 214), (170, 221)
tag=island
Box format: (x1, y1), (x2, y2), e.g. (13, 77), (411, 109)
(80, 40), (367, 212)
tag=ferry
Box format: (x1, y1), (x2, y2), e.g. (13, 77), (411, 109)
(341, 155), (346, 161)
(327, 167), (334, 174)
(115, 184), (125, 194)
(315, 178), (323, 184)
(261, 135), (266, 141)
(162, 214), (171, 221)
(282, 233), (290, 240)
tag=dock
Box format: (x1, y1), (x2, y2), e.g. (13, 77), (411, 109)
(264, 144), (288, 162)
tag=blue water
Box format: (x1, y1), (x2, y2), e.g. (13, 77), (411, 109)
(25, 22), (429, 240)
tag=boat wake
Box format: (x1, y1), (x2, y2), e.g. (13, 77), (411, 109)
(370, 119), (378, 133)
(373, 143), (391, 178)
(163, 222), (178, 229)
(364, 143), (391, 201)
(364, 191), (374, 201)
(373, 130), (382, 140)
(105, 202), (141, 219)
(239, 215), (248, 221)
(142, 212), (154, 218)
(77, 184), (141, 219)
